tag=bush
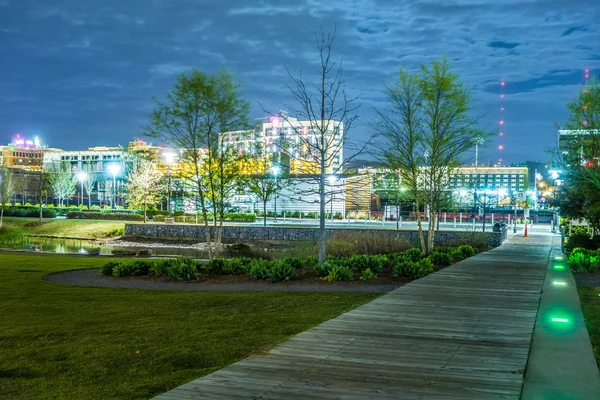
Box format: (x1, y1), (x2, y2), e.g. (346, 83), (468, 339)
(130, 260), (155, 275)
(281, 257), (304, 269)
(565, 234), (600, 255)
(457, 245), (476, 258)
(149, 261), (169, 277)
(267, 261), (297, 283)
(100, 261), (121, 276)
(323, 266), (354, 282)
(66, 211), (144, 221)
(203, 258), (227, 275)
(304, 255), (319, 268)
(429, 252), (453, 267)
(360, 268), (376, 281)
(445, 231), (488, 252)
(451, 249), (464, 260)
(393, 257), (433, 279)
(326, 231), (410, 255)
(112, 262), (141, 277)
(346, 254), (382, 273)
(225, 258), (248, 275)
(248, 259), (270, 280)
(568, 248), (600, 273)
(1, 206), (57, 218)
(326, 240), (358, 258)
(167, 260), (198, 281)
(405, 248), (425, 261)
(313, 262), (334, 277)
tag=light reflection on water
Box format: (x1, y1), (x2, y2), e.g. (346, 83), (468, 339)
(17, 237), (212, 258)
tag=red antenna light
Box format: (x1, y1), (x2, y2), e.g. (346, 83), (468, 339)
(584, 105), (588, 110)
(501, 107), (504, 111)
(500, 94), (504, 98)
(499, 120), (504, 125)
(583, 121), (588, 126)
(498, 145), (504, 150)
(499, 132), (504, 136)
(501, 81), (505, 86)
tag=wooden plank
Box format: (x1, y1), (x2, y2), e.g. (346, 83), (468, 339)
(154, 234), (552, 399)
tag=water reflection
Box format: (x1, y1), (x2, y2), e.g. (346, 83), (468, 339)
(16, 237), (212, 258)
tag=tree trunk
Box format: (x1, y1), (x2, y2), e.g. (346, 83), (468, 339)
(396, 203), (400, 231)
(0, 207), (4, 227)
(415, 198), (426, 253)
(88, 192), (91, 209)
(143, 203), (147, 223)
(427, 210), (436, 253)
(318, 167), (327, 264)
(263, 200), (267, 227)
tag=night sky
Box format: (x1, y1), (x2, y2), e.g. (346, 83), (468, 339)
(1, 0), (599, 164)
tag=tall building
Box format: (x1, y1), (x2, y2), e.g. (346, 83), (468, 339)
(223, 112), (343, 174)
(0, 134), (50, 171)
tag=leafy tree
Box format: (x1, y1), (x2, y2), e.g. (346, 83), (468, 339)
(147, 69), (249, 256)
(0, 167), (16, 226)
(242, 157), (288, 226)
(124, 160), (162, 222)
(556, 78), (600, 232)
(376, 60), (485, 253)
(48, 164), (76, 206)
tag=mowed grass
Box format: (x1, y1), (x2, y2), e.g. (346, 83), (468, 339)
(0, 254), (377, 399)
(579, 285), (600, 367)
(3, 218), (126, 239)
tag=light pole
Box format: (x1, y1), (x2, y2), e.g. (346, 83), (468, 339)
(77, 172), (87, 207)
(108, 164), (120, 209)
(271, 166), (280, 222)
(163, 153), (176, 217)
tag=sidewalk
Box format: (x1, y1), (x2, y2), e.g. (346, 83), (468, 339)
(154, 232), (596, 399)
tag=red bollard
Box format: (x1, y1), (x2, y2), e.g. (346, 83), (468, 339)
(524, 223), (528, 237)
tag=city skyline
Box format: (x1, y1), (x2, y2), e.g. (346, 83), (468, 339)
(1, 0), (599, 163)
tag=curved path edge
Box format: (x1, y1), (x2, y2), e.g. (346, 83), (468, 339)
(43, 268), (400, 293)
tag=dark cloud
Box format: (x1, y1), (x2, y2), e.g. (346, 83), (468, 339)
(562, 25), (588, 36)
(0, 0), (598, 164)
(488, 41), (521, 49)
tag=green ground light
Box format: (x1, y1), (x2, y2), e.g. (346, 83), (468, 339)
(552, 281), (567, 286)
(553, 264), (566, 270)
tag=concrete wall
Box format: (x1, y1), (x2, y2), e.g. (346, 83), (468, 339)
(125, 224), (507, 248)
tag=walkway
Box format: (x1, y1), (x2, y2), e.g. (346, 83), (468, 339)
(155, 233), (554, 399)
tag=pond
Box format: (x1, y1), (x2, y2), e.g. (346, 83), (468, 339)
(9, 237), (214, 258)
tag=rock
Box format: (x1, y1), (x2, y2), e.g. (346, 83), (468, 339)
(87, 248), (101, 256)
(111, 249), (137, 256)
(137, 249), (152, 257)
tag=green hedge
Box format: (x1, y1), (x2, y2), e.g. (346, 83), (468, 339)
(66, 211), (144, 221)
(153, 212), (256, 223)
(568, 248), (600, 273)
(1, 206), (57, 218)
(99, 244), (477, 284)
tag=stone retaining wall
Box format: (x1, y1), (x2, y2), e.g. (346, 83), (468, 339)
(125, 224), (507, 247)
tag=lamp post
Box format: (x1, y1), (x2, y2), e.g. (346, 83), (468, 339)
(163, 153), (176, 217)
(108, 164), (120, 209)
(271, 166), (280, 222)
(76, 172), (87, 207)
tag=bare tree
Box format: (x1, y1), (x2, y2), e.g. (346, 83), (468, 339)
(0, 167), (16, 227)
(281, 29), (361, 263)
(83, 173), (97, 209)
(242, 157), (289, 226)
(48, 163), (77, 207)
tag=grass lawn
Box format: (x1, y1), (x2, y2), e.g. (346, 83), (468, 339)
(579, 285), (600, 367)
(0, 253), (377, 399)
(2, 218), (125, 239)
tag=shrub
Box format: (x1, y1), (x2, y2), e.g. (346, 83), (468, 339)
(281, 257), (304, 269)
(225, 258), (248, 275)
(360, 268), (376, 281)
(451, 249), (464, 260)
(1, 207), (57, 218)
(0, 225), (27, 246)
(323, 266), (354, 282)
(66, 211), (144, 221)
(457, 245), (476, 258)
(204, 258), (227, 275)
(304, 255), (319, 268)
(313, 262), (334, 277)
(568, 248), (600, 273)
(326, 230), (410, 255)
(267, 261), (297, 283)
(149, 261), (170, 277)
(167, 261), (197, 281)
(346, 254), (382, 273)
(393, 258), (433, 279)
(565, 234), (600, 255)
(446, 231), (488, 252)
(100, 261), (121, 276)
(326, 240), (358, 258)
(429, 252), (453, 267)
(130, 260), (155, 275)
(248, 259), (270, 280)
(112, 262), (141, 277)
(405, 248), (425, 261)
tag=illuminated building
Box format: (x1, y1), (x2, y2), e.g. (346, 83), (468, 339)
(222, 112), (343, 174)
(0, 134), (53, 171)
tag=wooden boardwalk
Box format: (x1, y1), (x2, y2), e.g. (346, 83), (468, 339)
(155, 234), (551, 400)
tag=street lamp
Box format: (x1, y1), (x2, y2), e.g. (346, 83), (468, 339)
(271, 166), (281, 221)
(76, 172), (87, 207)
(163, 152), (176, 217)
(108, 164), (120, 209)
